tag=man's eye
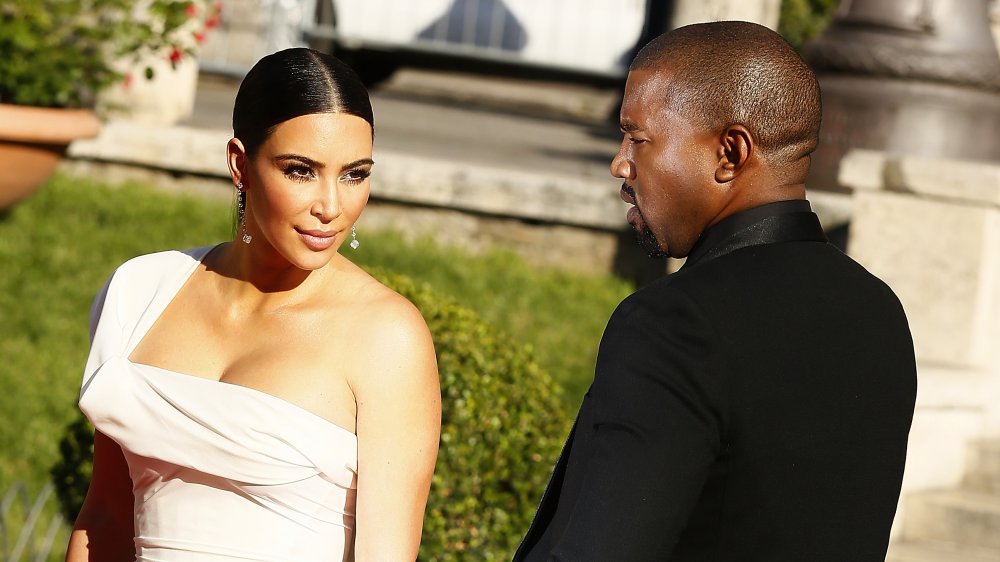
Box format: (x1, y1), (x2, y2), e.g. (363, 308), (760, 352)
(629, 137), (646, 145)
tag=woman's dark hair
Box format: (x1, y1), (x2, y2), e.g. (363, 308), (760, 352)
(233, 48), (374, 156)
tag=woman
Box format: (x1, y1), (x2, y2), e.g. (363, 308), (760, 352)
(67, 48), (441, 561)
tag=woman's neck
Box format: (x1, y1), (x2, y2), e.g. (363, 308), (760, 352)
(205, 241), (338, 310)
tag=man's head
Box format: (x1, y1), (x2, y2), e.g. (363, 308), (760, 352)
(612, 21), (822, 258)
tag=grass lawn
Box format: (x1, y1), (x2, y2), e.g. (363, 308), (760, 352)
(0, 173), (633, 518)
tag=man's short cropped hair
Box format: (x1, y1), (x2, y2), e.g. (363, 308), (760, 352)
(631, 21), (822, 164)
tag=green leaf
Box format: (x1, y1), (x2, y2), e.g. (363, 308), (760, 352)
(0, 0), (214, 107)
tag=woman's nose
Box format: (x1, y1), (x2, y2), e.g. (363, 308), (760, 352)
(311, 182), (341, 222)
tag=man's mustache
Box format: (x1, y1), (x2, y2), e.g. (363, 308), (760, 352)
(622, 183), (635, 198)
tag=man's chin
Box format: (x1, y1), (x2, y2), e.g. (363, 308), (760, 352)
(633, 224), (669, 259)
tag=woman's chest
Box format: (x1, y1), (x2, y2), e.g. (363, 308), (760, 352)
(128, 296), (360, 431)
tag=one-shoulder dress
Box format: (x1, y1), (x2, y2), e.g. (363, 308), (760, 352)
(79, 247), (358, 561)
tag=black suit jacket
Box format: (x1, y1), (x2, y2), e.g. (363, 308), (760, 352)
(514, 201), (917, 562)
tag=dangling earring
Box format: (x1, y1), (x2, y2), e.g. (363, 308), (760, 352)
(237, 182), (252, 244)
(350, 225), (360, 250)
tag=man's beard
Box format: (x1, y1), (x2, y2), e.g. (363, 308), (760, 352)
(632, 209), (668, 259)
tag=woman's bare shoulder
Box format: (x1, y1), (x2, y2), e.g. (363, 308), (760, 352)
(326, 259), (423, 322)
(356, 276), (431, 349)
(325, 262), (437, 389)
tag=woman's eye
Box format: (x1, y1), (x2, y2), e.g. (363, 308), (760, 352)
(283, 165), (315, 181)
(343, 169), (372, 185)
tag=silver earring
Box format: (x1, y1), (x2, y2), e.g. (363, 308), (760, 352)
(237, 182), (252, 244)
(350, 225), (360, 250)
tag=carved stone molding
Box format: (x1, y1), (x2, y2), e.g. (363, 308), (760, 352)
(805, 39), (1000, 91)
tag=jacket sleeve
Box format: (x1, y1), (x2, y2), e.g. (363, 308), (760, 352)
(547, 286), (726, 561)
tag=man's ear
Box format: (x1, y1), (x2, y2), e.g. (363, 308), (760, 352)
(715, 125), (753, 183)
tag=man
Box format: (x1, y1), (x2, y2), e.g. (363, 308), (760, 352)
(514, 21), (916, 562)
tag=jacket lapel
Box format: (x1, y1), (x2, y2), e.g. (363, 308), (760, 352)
(683, 211), (828, 269)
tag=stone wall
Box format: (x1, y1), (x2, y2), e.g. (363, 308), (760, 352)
(62, 121), (675, 282)
(840, 149), (1000, 536)
(64, 120), (853, 282)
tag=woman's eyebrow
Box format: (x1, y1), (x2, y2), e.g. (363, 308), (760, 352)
(274, 154), (324, 168)
(340, 158), (375, 172)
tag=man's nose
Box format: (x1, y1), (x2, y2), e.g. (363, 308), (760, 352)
(610, 143), (633, 179)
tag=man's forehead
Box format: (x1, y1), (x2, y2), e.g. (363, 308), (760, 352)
(621, 69), (674, 125)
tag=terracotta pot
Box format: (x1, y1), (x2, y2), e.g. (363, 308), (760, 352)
(0, 104), (102, 210)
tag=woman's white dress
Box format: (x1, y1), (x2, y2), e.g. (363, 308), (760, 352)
(79, 247), (358, 561)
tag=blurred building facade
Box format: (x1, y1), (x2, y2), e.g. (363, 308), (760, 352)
(197, 0), (780, 79)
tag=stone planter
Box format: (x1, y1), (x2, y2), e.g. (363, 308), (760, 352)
(99, 55), (199, 126)
(0, 104), (101, 210)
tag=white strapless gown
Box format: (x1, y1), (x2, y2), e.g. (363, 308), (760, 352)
(79, 247), (358, 561)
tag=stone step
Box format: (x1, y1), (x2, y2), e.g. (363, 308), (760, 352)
(887, 541), (1000, 561)
(966, 440), (1000, 495)
(904, 490), (1000, 550)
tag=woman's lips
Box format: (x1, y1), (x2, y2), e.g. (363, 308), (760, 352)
(296, 228), (337, 251)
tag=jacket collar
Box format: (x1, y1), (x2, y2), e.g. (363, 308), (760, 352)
(681, 199), (828, 269)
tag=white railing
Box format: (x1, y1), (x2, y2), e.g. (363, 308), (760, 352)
(0, 482), (68, 562)
(198, 0), (307, 76)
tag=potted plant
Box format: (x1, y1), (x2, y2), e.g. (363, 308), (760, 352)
(0, 0), (221, 210)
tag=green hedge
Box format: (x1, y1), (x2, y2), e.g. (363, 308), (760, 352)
(778, 0), (840, 51)
(52, 270), (568, 560)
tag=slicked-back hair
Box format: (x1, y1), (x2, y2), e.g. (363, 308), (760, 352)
(233, 48), (374, 156)
(631, 21), (821, 164)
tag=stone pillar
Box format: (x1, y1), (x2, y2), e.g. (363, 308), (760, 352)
(669, 0), (782, 30)
(805, 0), (1000, 192)
(841, 149), (1000, 509)
(993, 0), (1000, 50)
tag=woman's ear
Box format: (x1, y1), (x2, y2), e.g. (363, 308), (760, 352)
(227, 138), (247, 186)
(715, 125), (753, 183)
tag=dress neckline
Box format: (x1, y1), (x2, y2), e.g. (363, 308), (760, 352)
(125, 244), (358, 440)
(129, 359), (357, 440)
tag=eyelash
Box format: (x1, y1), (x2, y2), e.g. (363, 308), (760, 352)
(283, 164), (315, 182)
(281, 165), (372, 185)
(342, 168), (372, 185)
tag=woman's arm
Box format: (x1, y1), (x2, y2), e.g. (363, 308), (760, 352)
(66, 430), (135, 561)
(352, 299), (441, 561)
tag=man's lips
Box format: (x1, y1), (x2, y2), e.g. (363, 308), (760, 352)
(620, 183), (642, 225)
(620, 183), (636, 205)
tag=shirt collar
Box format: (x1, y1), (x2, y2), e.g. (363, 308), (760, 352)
(684, 199), (816, 267)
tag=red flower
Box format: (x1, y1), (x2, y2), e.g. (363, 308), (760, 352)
(204, 16), (219, 30)
(123, 73), (134, 90)
(185, 2), (198, 17)
(168, 47), (183, 64)
(193, 31), (206, 44)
